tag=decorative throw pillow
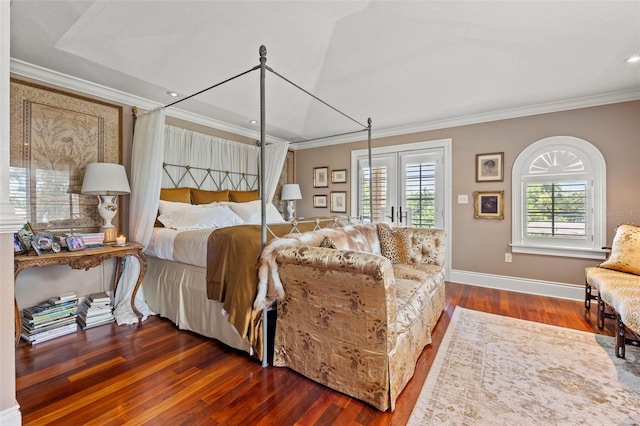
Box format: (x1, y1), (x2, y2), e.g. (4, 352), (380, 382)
(320, 237), (337, 249)
(377, 224), (412, 264)
(600, 223), (640, 275)
(160, 187), (192, 203)
(191, 188), (230, 204)
(229, 190), (259, 202)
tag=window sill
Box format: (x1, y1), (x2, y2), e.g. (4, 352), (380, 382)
(511, 244), (607, 260)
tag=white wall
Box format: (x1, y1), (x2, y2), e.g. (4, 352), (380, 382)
(0, 1), (23, 423)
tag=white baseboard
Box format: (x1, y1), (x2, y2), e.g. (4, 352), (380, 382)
(0, 404), (22, 426)
(449, 269), (584, 301)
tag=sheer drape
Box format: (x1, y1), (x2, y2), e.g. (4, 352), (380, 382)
(263, 141), (290, 202)
(163, 126), (260, 191)
(113, 108), (165, 324)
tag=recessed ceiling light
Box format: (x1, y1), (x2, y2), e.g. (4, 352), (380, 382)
(625, 55), (640, 64)
(167, 91), (179, 97)
(249, 120), (258, 125)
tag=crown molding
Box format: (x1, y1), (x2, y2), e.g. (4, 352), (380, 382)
(290, 88), (640, 150)
(9, 59), (289, 145)
(11, 59), (638, 151)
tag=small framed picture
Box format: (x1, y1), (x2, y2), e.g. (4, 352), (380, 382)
(13, 233), (26, 254)
(18, 222), (35, 249)
(313, 195), (328, 208)
(474, 191), (504, 220)
(331, 169), (347, 184)
(330, 191), (347, 213)
(313, 167), (329, 188)
(66, 236), (86, 251)
(476, 152), (504, 182)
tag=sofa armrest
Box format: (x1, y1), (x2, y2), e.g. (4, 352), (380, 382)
(275, 246), (398, 351)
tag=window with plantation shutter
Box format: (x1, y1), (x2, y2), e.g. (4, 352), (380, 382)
(512, 136), (606, 259)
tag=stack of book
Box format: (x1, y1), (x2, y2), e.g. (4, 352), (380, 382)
(75, 232), (105, 248)
(59, 232), (105, 250)
(21, 293), (78, 344)
(77, 292), (115, 330)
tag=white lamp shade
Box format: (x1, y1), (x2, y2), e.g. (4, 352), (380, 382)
(81, 163), (131, 195)
(281, 184), (302, 201)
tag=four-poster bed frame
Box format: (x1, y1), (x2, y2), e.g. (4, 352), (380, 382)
(130, 45), (372, 367)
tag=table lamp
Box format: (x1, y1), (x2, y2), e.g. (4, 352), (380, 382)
(281, 184), (302, 221)
(81, 163), (131, 242)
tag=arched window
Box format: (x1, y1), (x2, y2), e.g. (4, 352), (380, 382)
(511, 136), (606, 259)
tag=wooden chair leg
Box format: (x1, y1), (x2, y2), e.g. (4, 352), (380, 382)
(585, 282), (592, 310)
(615, 312), (626, 358)
(597, 295), (605, 329)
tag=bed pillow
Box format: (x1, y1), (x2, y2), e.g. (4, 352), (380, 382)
(599, 224), (640, 275)
(377, 223), (412, 264)
(155, 198), (195, 227)
(158, 205), (244, 230)
(158, 199), (197, 215)
(223, 200), (286, 224)
(229, 190), (259, 203)
(160, 187), (192, 203)
(191, 188), (230, 204)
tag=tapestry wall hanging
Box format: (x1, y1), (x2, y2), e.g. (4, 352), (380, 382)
(10, 79), (123, 233)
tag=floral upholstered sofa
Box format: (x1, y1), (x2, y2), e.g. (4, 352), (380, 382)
(256, 222), (446, 411)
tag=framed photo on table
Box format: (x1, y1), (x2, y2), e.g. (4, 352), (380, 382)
(331, 169), (347, 184)
(330, 191), (347, 213)
(314, 167), (329, 188)
(476, 152), (504, 182)
(313, 195), (327, 208)
(474, 191), (504, 220)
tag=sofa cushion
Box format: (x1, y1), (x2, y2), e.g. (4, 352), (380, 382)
(392, 263), (442, 333)
(600, 224), (640, 276)
(378, 224), (411, 264)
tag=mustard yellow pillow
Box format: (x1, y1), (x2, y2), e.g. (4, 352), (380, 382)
(160, 187), (192, 203)
(377, 224), (412, 264)
(229, 190), (259, 202)
(191, 188), (229, 204)
(600, 224), (640, 275)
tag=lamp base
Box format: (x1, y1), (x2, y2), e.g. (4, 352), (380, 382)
(286, 201), (296, 221)
(102, 226), (117, 243)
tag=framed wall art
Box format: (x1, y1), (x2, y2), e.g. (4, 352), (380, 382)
(313, 195), (327, 208)
(313, 166), (329, 188)
(9, 79), (123, 233)
(330, 191), (347, 213)
(331, 169), (347, 184)
(474, 191), (504, 220)
(476, 152), (504, 182)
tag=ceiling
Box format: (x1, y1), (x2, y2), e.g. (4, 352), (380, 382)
(9, 1), (640, 145)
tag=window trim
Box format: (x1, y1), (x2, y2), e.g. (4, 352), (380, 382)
(511, 136), (607, 260)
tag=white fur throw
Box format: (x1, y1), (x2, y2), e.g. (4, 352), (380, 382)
(253, 224), (382, 310)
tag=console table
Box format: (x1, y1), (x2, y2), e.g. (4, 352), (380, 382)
(14, 243), (147, 346)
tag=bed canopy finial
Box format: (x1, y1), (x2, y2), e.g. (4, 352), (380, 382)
(259, 45), (267, 59)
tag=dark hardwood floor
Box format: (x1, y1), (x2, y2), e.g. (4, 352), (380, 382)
(15, 282), (614, 425)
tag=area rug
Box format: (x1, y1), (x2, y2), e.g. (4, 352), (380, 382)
(408, 307), (640, 425)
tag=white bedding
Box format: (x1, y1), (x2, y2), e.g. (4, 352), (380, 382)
(146, 227), (212, 268)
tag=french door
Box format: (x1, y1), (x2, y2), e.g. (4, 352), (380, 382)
(354, 147), (444, 229)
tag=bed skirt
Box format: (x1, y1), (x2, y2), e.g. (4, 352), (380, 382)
(141, 256), (253, 355)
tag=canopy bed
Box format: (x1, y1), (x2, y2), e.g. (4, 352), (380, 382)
(116, 45), (372, 366)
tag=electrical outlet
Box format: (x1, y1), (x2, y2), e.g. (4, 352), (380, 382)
(505, 253), (512, 263)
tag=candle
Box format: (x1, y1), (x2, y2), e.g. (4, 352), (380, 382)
(116, 235), (126, 246)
